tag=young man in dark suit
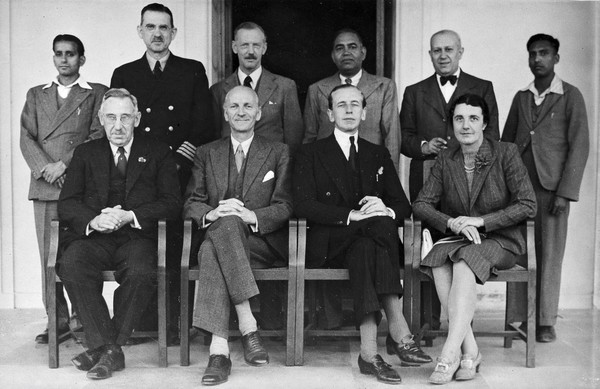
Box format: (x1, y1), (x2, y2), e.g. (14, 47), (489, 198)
(20, 34), (107, 344)
(184, 86), (292, 385)
(294, 85), (431, 385)
(57, 88), (181, 380)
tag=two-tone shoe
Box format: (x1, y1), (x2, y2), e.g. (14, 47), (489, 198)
(358, 354), (402, 385)
(455, 352), (482, 381)
(386, 334), (433, 366)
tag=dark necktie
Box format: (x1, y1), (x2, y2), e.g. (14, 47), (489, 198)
(243, 76), (252, 88)
(440, 75), (457, 86)
(345, 78), (352, 85)
(349, 136), (357, 172)
(235, 144), (245, 172)
(117, 147), (127, 176)
(153, 61), (162, 77)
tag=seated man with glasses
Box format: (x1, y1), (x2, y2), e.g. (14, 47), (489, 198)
(57, 88), (181, 380)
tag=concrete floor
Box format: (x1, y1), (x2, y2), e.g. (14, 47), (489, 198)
(0, 309), (599, 388)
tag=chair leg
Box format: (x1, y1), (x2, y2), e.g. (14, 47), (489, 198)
(294, 277), (306, 365)
(158, 269), (168, 367)
(422, 282), (433, 347)
(526, 278), (536, 367)
(285, 268), (296, 366)
(504, 283), (513, 348)
(180, 272), (190, 366)
(48, 278), (59, 368)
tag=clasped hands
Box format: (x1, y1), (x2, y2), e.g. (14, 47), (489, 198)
(205, 198), (257, 225)
(90, 205), (133, 233)
(349, 196), (391, 222)
(448, 216), (484, 244)
(41, 161), (67, 188)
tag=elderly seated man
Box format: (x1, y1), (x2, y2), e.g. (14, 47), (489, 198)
(57, 88), (181, 380)
(183, 86), (292, 386)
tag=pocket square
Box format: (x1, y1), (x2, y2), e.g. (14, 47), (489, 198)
(262, 170), (275, 182)
(268, 101), (276, 105)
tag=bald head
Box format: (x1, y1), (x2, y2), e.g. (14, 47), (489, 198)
(223, 86), (261, 138)
(429, 29), (464, 76)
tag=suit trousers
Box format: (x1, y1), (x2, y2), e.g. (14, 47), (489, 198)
(193, 216), (279, 339)
(58, 230), (157, 349)
(324, 216), (403, 327)
(33, 200), (69, 325)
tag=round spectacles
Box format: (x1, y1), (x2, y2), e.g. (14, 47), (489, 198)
(103, 114), (135, 125)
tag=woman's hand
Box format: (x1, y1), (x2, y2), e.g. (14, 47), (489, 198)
(447, 216), (484, 244)
(460, 225), (482, 244)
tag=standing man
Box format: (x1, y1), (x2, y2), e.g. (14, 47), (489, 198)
(211, 22), (304, 151)
(502, 34), (589, 343)
(294, 85), (430, 385)
(110, 3), (214, 340)
(58, 88), (181, 380)
(303, 28), (401, 172)
(20, 34), (107, 344)
(184, 86), (292, 385)
(400, 29), (499, 333)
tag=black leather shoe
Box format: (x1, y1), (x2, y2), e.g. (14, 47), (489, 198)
(35, 323), (72, 344)
(386, 335), (433, 366)
(358, 354), (402, 384)
(202, 354), (232, 386)
(86, 345), (125, 380)
(71, 346), (104, 371)
(536, 326), (556, 343)
(241, 331), (269, 366)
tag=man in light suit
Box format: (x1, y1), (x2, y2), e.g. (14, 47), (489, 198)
(58, 88), (181, 380)
(303, 28), (401, 172)
(20, 34), (107, 344)
(400, 29), (499, 332)
(211, 22), (304, 151)
(184, 86), (292, 385)
(110, 2), (214, 341)
(502, 34), (589, 343)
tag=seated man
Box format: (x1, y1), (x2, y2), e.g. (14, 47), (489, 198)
(294, 84), (431, 385)
(57, 88), (181, 380)
(183, 86), (292, 386)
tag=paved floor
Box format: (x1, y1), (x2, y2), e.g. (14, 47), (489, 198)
(0, 309), (598, 388)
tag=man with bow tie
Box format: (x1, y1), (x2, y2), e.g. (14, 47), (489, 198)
(399, 29), (499, 332)
(184, 86), (292, 385)
(57, 88), (181, 380)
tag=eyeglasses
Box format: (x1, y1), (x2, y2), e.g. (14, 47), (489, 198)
(103, 114), (135, 125)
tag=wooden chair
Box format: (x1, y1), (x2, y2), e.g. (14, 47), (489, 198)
(180, 218), (299, 367)
(46, 219), (168, 368)
(405, 219), (536, 367)
(293, 218), (412, 366)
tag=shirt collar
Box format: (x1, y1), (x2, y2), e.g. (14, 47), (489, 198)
(334, 128), (359, 153)
(338, 69), (363, 86)
(238, 66), (263, 89)
(435, 68), (461, 86)
(43, 75), (92, 90)
(146, 51), (170, 72)
(521, 74), (564, 104)
(109, 137), (134, 158)
(231, 134), (254, 156)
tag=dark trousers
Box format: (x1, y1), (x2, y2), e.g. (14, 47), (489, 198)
(58, 231), (156, 350)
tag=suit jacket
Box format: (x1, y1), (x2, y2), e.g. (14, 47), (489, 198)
(303, 71), (401, 171)
(211, 69), (304, 151)
(20, 82), (108, 201)
(293, 134), (411, 267)
(183, 135), (293, 259)
(400, 71), (499, 200)
(110, 53), (214, 167)
(501, 81), (589, 201)
(413, 139), (537, 255)
(58, 135), (182, 242)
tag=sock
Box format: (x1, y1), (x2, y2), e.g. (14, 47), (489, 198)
(360, 314), (378, 362)
(209, 335), (229, 357)
(235, 300), (257, 336)
(382, 295), (411, 343)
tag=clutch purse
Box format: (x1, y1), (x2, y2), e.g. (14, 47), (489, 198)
(421, 228), (433, 260)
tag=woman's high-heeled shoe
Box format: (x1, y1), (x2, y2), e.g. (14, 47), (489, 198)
(428, 356), (460, 385)
(455, 352), (482, 381)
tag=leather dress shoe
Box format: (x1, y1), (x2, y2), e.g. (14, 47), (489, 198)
(536, 326), (557, 343)
(455, 352), (482, 381)
(35, 323), (71, 344)
(358, 354), (402, 384)
(241, 331), (269, 366)
(86, 345), (125, 380)
(71, 346), (104, 371)
(202, 354), (232, 386)
(386, 334), (432, 366)
(429, 356), (460, 385)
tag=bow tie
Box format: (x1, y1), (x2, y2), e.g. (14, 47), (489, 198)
(440, 75), (457, 86)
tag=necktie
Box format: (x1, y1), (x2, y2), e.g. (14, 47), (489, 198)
(243, 76), (252, 88)
(235, 144), (245, 173)
(349, 136), (357, 172)
(153, 61), (162, 77)
(117, 147), (127, 177)
(440, 75), (457, 86)
(345, 78), (352, 85)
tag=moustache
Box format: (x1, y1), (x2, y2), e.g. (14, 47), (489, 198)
(244, 55), (257, 60)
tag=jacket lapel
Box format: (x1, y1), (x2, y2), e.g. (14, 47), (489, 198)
(46, 86), (92, 138)
(446, 148), (470, 213)
(243, 136), (270, 197)
(357, 71), (381, 100)
(125, 137), (149, 195)
(316, 75), (340, 100)
(422, 75), (446, 118)
(518, 91), (534, 130)
(533, 93), (561, 128)
(209, 138), (231, 200)
(319, 135), (354, 205)
(256, 70), (277, 109)
(92, 140), (111, 206)
(357, 138), (377, 196)
(468, 140), (496, 210)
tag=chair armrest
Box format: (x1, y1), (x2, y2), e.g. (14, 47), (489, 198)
(296, 218), (307, 271)
(181, 219), (193, 271)
(412, 219), (423, 270)
(403, 218), (414, 270)
(157, 219), (167, 270)
(525, 219), (536, 272)
(288, 218), (298, 269)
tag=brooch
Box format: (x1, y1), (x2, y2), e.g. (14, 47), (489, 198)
(138, 157), (147, 163)
(474, 153), (490, 172)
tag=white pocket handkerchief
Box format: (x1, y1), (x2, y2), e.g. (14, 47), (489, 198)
(262, 170), (275, 182)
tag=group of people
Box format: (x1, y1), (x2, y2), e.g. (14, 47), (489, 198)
(20, 2), (589, 386)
